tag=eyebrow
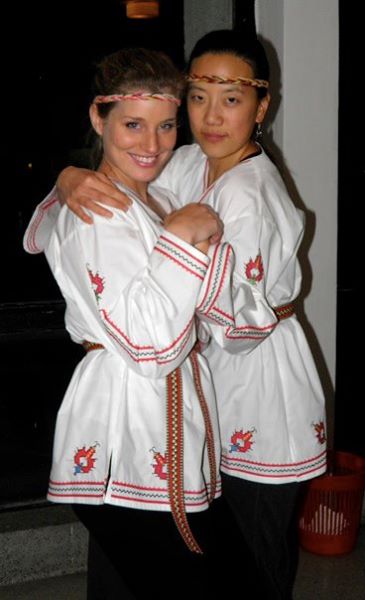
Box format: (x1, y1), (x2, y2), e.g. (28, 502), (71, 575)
(122, 116), (177, 123)
(188, 84), (244, 94)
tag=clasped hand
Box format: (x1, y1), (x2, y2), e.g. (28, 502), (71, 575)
(164, 204), (223, 249)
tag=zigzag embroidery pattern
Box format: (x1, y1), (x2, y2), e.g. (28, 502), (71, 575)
(222, 451), (327, 478)
(197, 243), (232, 314)
(155, 235), (208, 281)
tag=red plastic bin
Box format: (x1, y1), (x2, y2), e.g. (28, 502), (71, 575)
(298, 451), (365, 556)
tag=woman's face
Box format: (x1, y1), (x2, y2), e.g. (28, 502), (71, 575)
(90, 94), (178, 192)
(187, 53), (269, 168)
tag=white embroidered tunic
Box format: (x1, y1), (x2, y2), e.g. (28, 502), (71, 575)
(24, 144), (327, 486)
(23, 182), (233, 510)
(156, 144), (327, 484)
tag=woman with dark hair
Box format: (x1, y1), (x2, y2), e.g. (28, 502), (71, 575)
(24, 31), (326, 599)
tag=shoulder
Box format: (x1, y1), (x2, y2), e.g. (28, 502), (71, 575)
(148, 184), (177, 212)
(211, 154), (265, 218)
(166, 143), (205, 170)
(221, 150), (279, 192)
(55, 197), (137, 245)
(171, 143), (204, 161)
(211, 150), (302, 224)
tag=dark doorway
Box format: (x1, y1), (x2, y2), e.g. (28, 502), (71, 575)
(335, 2), (364, 456)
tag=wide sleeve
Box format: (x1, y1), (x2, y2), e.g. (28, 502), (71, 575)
(196, 211), (278, 356)
(23, 187), (60, 254)
(196, 240), (235, 319)
(56, 212), (210, 378)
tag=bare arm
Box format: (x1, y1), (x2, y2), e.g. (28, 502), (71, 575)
(57, 166), (132, 223)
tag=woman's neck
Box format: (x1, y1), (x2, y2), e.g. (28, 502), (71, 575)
(98, 158), (166, 218)
(98, 159), (149, 202)
(207, 141), (260, 186)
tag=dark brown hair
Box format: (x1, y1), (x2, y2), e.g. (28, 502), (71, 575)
(188, 30), (270, 100)
(93, 47), (185, 118)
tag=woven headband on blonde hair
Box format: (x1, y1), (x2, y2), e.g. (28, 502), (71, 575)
(93, 92), (181, 106)
(187, 73), (269, 89)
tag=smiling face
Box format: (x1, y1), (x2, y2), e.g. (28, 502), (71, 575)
(187, 53), (270, 176)
(90, 94), (178, 196)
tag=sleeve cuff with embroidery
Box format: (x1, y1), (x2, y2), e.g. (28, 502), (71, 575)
(153, 230), (210, 284)
(196, 242), (235, 325)
(23, 186), (61, 254)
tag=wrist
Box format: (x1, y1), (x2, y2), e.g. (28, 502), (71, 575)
(56, 165), (77, 197)
(164, 223), (194, 245)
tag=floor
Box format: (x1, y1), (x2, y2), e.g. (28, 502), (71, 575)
(1, 527), (364, 599)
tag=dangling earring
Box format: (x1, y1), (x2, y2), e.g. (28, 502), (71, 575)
(254, 122), (263, 142)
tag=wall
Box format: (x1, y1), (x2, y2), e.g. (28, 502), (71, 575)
(256, 1), (338, 439)
(184, 0), (233, 58)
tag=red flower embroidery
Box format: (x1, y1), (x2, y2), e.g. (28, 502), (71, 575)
(73, 442), (99, 475)
(245, 254), (264, 284)
(87, 266), (105, 302)
(151, 447), (168, 480)
(229, 428), (256, 453)
(313, 421), (326, 445)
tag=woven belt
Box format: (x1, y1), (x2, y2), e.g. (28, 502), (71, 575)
(273, 302), (295, 321)
(82, 341), (105, 352)
(82, 341), (216, 554)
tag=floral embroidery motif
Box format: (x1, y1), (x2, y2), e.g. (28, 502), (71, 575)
(73, 442), (100, 474)
(229, 428), (256, 453)
(312, 421), (326, 445)
(245, 254), (264, 285)
(87, 266), (105, 302)
(150, 447), (168, 480)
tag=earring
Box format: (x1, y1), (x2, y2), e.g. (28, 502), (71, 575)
(255, 122), (263, 141)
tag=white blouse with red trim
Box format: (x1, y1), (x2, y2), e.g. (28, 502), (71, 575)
(23, 183), (234, 510)
(156, 144), (327, 485)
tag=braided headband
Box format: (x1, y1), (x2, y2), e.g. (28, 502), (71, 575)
(187, 73), (269, 89)
(93, 92), (181, 106)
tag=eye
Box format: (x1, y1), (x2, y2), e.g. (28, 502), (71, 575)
(125, 121), (140, 129)
(160, 121), (176, 131)
(226, 96), (240, 105)
(188, 93), (205, 103)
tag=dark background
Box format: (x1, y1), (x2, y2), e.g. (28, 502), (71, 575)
(0, 0), (362, 509)
(335, 1), (363, 457)
(0, 0), (186, 508)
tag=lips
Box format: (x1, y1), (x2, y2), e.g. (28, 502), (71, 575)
(129, 153), (159, 167)
(201, 132), (226, 143)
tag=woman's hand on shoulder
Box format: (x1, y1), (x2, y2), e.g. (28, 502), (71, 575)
(57, 167), (132, 224)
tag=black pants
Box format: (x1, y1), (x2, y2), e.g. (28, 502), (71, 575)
(222, 473), (305, 600)
(73, 498), (255, 599)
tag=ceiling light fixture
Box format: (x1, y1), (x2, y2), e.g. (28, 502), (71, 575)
(125, 1), (159, 19)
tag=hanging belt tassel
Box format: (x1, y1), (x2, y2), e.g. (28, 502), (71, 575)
(190, 350), (217, 504)
(166, 368), (203, 554)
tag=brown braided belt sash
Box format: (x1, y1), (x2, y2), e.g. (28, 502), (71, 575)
(82, 343), (216, 554)
(273, 302), (295, 321)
